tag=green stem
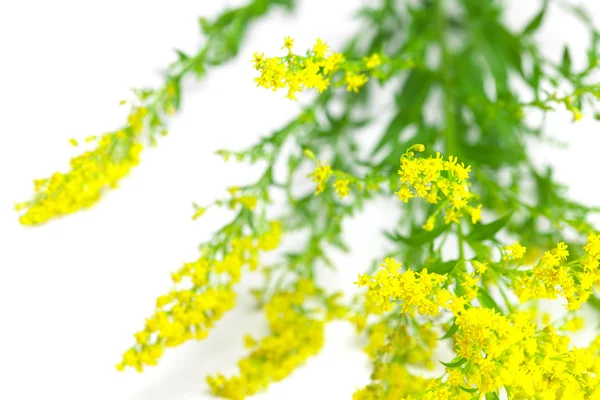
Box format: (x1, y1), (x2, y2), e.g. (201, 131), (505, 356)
(436, 0), (458, 156)
(457, 223), (465, 261)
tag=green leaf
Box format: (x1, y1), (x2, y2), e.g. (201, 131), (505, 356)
(194, 61), (206, 79)
(174, 49), (189, 61)
(494, 25), (524, 76)
(565, 4), (594, 26)
(469, 240), (492, 259)
(371, 110), (408, 156)
(386, 224), (446, 247)
(213, 9), (238, 29)
(521, 0), (548, 36)
(477, 289), (504, 315)
(440, 320), (458, 339)
(371, 69), (432, 156)
(225, 18), (247, 55)
(459, 385), (479, 394)
(561, 45), (572, 76)
(272, 0), (295, 11)
(167, 77), (182, 110)
(440, 357), (467, 368)
(198, 17), (212, 34)
(463, 142), (525, 168)
(427, 259), (459, 275)
(467, 212), (513, 242)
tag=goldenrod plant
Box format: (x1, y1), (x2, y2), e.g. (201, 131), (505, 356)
(16, 0), (600, 398)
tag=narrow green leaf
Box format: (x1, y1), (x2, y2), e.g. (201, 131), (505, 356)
(459, 385), (479, 394)
(521, 0), (548, 36)
(389, 224), (446, 247)
(174, 49), (189, 61)
(440, 320), (458, 339)
(427, 259), (458, 275)
(371, 69), (432, 156)
(198, 17), (212, 34)
(467, 212), (513, 242)
(440, 357), (467, 368)
(194, 62), (206, 79)
(468, 240), (493, 260)
(561, 46), (572, 76)
(477, 289), (504, 315)
(566, 4), (593, 25)
(371, 110), (407, 156)
(383, 230), (400, 242)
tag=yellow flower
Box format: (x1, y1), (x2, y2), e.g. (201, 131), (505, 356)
(345, 72), (369, 93)
(252, 52), (264, 70)
(363, 53), (381, 69)
(192, 207), (206, 220)
(422, 216), (436, 231)
(584, 233), (600, 256)
(282, 36), (294, 50)
(313, 38), (330, 58)
(503, 242), (527, 260)
(554, 242), (569, 260)
(322, 52), (345, 74)
(309, 161), (332, 194)
(333, 179), (351, 199)
(472, 260), (488, 275)
(443, 208), (462, 224)
(468, 204), (482, 224)
(413, 143), (425, 152)
(243, 334), (257, 348)
(236, 196), (258, 210)
(396, 185), (414, 203)
(562, 317), (584, 332)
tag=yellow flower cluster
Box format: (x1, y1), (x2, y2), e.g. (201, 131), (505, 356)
(359, 254), (600, 398)
(116, 221), (282, 372)
(355, 257), (467, 316)
(561, 316), (585, 332)
(345, 72), (369, 93)
(307, 159), (362, 199)
(395, 147), (481, 231)
(207, 290), (325, 399)
(363, 54), (382, 69)
(16, 107), (148, 225)
(503, 241), (527, 260)
(333, 178), (351, 198)
(253, 37), (345, 99)
(363, 321), (437, 367)
(253, 37), (377, 99)
(308, 160), (332, 194)
(514, 235), (600, 310)
(353, 364), (435, 400)
(226, 187), (259, 211)
(359, 250), (600, 398)
(429, 308), (600, 398)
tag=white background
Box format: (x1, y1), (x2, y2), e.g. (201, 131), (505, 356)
(1, 1), (600, 399)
